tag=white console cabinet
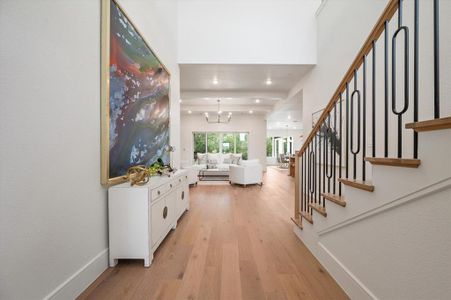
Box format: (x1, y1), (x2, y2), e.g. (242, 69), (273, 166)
(108, 170), (189, 267)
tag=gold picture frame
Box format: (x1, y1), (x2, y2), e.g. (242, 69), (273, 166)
(101, 0), (171, 186)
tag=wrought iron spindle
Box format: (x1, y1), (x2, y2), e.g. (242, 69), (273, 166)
(333, 103), (337, 194)
(434, 0), (440, 118)
(413, 0), (419, 158)
(339, 93), (343, 196)
(301, 154), (304, 213)
(346, 83), (350, 178)
(372, 41), (376, 157)
(326, 114), (333, 192)
(351, 71), (361, 180)
(392, 0), (409, 158)
(314, 135), (318, 203)
(362, 55), (367, 181)
(318, 130), (322, 206)
(384, 20), (389, 157)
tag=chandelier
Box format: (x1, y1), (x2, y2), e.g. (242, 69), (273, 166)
(205, 99), (232, 123)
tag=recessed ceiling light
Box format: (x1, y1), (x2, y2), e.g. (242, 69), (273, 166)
(288, 115), (291, 120)
(228, 112), (232, 115)
(266, 78), (272, 85)
(204, 112), (209, 116)
(179, 99), (182, 103)
(188, 110), (192, 114)
(212, 78), (219, 85)
(249, 110), (253, 114)
(255, 99), (260, 103)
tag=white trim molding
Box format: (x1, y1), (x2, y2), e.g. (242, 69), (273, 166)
(43, 249), (108, 300)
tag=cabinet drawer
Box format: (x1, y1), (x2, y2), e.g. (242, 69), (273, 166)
(151, 182), (172, 200)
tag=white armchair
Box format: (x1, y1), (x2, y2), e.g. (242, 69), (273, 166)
(229, 159), (263, 187)
(181, 161), (199, 186)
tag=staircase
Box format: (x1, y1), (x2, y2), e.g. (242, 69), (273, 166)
(292, 0), (451, 299)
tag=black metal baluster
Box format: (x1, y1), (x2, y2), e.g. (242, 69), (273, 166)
(413, 0), (419, 158)
(339, 93), (343, 196)
(363, 55), (367, 181)
(318, 131), (322, 206)
(304, 152), (307, 213)
(384, 21), (389, 157)
(434, 0), (440, 118)
(314, 135), (317, 203)
(372, 41), (376, 157)
(351, 71), (361, 180)
(346, 83), (350, 178)
(333, 102), (337, 194)
(323, 123), (326, 197)
(326, 114), (333, 192)
(392, 0), (409, 158)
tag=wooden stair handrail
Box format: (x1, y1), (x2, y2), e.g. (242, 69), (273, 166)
(297, 0), (399, 157)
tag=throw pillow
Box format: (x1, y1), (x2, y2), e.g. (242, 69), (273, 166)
(223, 158), (231, 164)
(207, 158), (218, 169)
(230, 154), (241, 165)
(197, 153), (207, 164)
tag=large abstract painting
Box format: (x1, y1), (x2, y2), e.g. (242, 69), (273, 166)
(101, 0), (170, 185)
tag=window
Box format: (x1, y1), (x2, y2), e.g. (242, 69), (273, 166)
(266, 137), (273, 157)
(222, 133), (234, 153)
(207, 133), (220, 153)
(193, 132), (206, 158)
(193, 132), (248, 160)
(235, 133), (248, 160)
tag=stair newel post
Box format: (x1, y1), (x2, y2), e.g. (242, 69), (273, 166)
(302, 154), (304, 213)
(362, 55), (367, 181)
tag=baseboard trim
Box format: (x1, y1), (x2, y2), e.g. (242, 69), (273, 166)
(318, 176), (451, 236)
(43, 248), (108, 300)
(318, 242), (377, 300)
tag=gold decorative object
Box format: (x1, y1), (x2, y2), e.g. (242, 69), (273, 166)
(123, 165), (150, 186)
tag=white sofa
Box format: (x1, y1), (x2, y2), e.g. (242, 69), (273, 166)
(182, 153), (244, 182)
(229, 159), (263, 187)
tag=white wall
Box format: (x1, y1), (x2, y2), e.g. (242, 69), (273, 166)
(289, 0), (389, 135)
(178, 0), (319, 64)
(0, 0), (179, 299)
(180, 114), (267, 170)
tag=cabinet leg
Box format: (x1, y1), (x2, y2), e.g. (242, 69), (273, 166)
(144, 254), (153, 267)
(109, 258), (118, 267)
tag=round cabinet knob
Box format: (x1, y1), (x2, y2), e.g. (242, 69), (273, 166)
(170, 184), (173, 188)
(179, 178), (181, 182)
(163, 206), (168, 219)
(181, 191), (185, 200)
(157, 190), (160, 195)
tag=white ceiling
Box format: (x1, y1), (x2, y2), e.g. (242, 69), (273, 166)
(180, 64), (311, 125)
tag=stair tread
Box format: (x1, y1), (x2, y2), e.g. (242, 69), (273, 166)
(338, 178), (375, 192)
(321, 193), (346, 207)
(291, 217), (303, 230)
(365, 157), (421, 168)
(299, 211), (313, 224)
(405, 117), (451, 132)
(308, 203), (327, 217)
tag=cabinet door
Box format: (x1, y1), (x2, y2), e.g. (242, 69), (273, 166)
(176, 186), (186, 217)
(165, 189), (177, 227)
(151, 197), (166, 246)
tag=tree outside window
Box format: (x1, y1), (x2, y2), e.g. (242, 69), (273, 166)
(266, 137), (273, 157)
(222, 133), (234, 153)
(207, 133), (220, 153)
(235, 133), (248, 160)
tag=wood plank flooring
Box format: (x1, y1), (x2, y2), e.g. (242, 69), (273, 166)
(78, 167), (348, 300)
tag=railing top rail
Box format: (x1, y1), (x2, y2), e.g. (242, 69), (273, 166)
(297, 0), (399, 157)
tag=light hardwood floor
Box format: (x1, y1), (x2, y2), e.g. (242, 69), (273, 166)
(78, 167), (349, 300)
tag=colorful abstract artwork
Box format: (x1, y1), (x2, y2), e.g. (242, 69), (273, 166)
(101, 0), (170, 184)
